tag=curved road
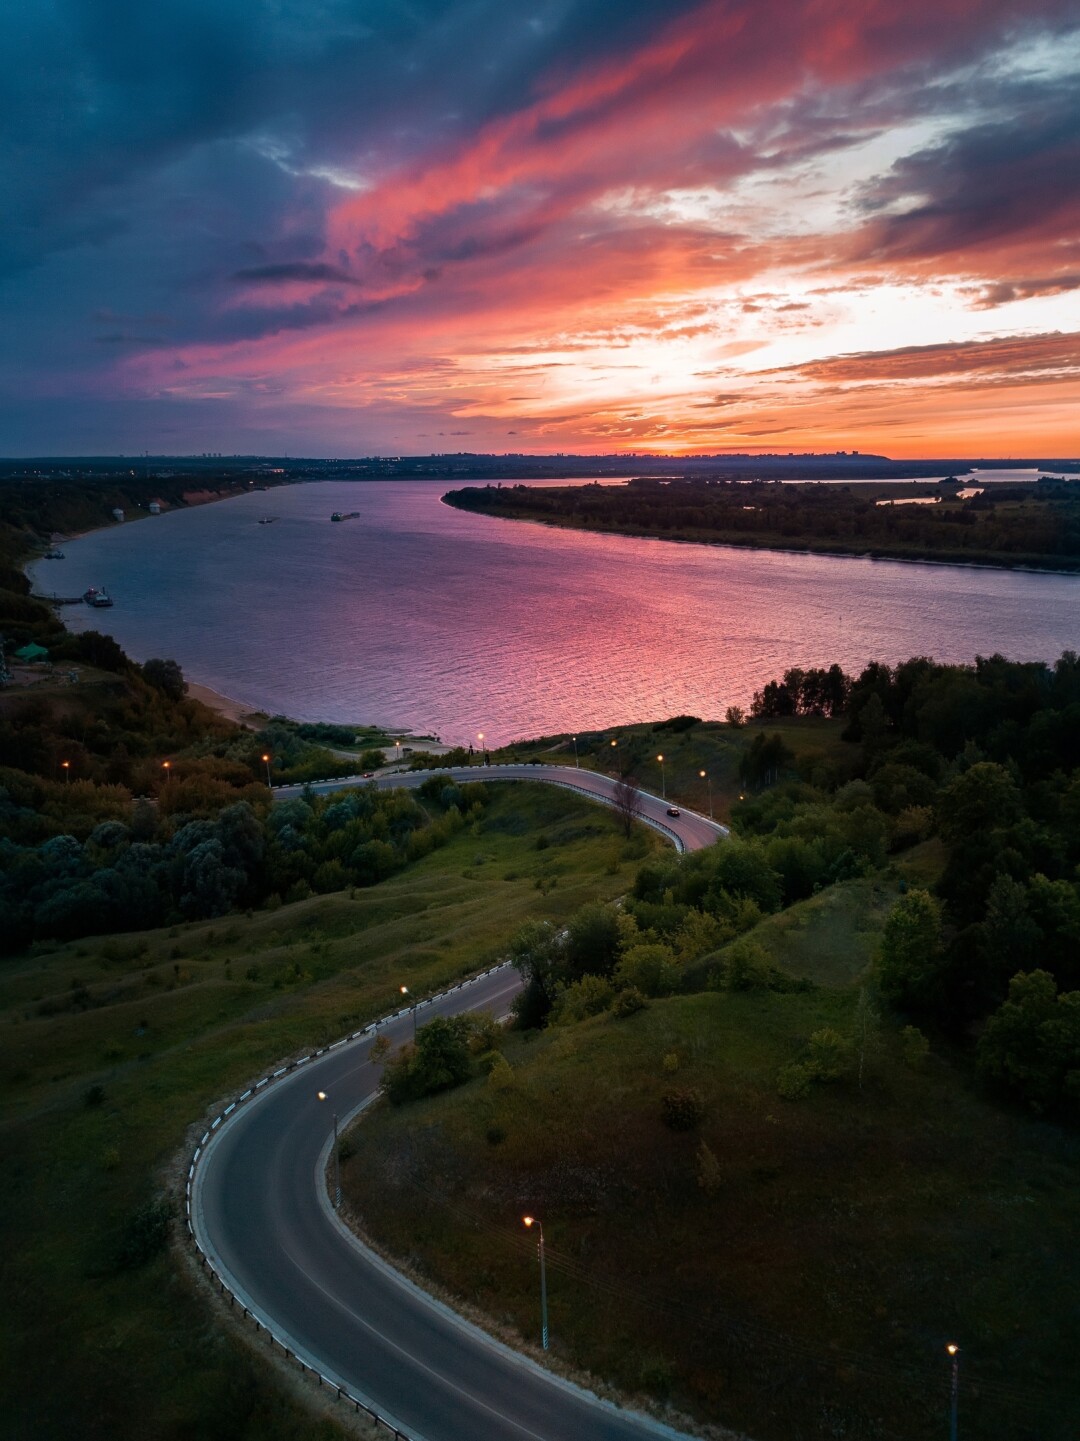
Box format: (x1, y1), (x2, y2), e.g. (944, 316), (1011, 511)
(277, 762), (726, 855)
(192, 770), (724, 1441)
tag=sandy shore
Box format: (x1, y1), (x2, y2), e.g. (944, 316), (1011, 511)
(187, 682), (267, 728)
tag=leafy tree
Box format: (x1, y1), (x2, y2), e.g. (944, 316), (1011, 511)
(381, 1016), (474, 1103)
(552, 974), (614, 1024)
(615, 942), (682, 997)
(141, 658), (186, 701)
(661, 1087), (705, 1130)
(977, 970), (1080, 1113)
(878, 889), (944, 1014)
(565, 902), (623, 980)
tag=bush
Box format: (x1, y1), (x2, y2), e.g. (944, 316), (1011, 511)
(381, 1015), (474, 1104)
(776, 1062), (813, 1100)
(661, 1086), (705, 1130)
(553, 974), (614, 1024)
(611, 986), (648, 1018)
(899, 1025), (930, 1069)
(115, 1197), (173, 1270)
(696, 1140), (723, 1196)
(806, 1027), (852, 1082)
(614, 942), (681, 997)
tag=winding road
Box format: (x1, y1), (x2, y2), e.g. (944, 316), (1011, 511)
(191, 767), (725, 1441)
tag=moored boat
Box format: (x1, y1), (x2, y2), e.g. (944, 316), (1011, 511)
(83, 586), (114, 607)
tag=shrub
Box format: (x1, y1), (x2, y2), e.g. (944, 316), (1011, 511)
(662, 1051), (680, 1074)
(552, 974), (614, 1024)
(806, 1027), (852, 1082)
(899, 1025), (930, 1069)
(614, 942), (681, 997)
(84, 1084), (105, 1108)
(661, 1086), (705, 1130)
(486, 1124), (507, 1146)
(115, 1197), (173, 1270)
(611, 986), (648, 1018)
(776, 1062), (813, 1100)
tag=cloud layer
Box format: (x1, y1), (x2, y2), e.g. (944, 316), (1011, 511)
(1, 0), (1078, 455)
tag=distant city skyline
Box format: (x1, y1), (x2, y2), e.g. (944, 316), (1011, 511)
(2, 1), (1078, 456)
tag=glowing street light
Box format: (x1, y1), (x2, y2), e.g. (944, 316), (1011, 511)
(162, 760), (171, 780)
(61, 760), (70, 784)
(699, 769), (713, 819)
(946, 1344), (960, 1441)
(656, 753), (665, 799)
(523, 1215), (548, 1351)
(261, 752), (272, 787)
(571, 735), (579, 768)
(477, 731), (485, 765)
(400, 984), (417, 1038)
(317, 1091), (341, 1209)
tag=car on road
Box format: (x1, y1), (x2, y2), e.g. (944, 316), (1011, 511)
(666, 806), (681, 817)
(361, 771), (375, 779)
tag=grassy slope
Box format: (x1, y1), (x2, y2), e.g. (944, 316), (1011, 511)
(340, 854), (1080, 1441)
(0, 783), (654, 1441)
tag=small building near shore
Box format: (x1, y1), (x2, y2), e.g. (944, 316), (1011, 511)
(148, 500), (161, 515)
(14, 642), (48, 662)
(112, 508), (125, 523)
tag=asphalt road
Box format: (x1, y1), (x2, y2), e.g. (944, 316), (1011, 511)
(275, 762), (728, 854)
(193, 771), (725, 1441)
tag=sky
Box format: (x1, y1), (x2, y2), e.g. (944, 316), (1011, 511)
(2, 0), (1079, 458)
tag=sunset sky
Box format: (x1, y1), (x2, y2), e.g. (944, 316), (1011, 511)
(3, 0), (1079, 457)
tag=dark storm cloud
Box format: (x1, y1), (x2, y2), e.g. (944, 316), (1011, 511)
(234, 262), (360, 286)
(856, 81), (1080, 264)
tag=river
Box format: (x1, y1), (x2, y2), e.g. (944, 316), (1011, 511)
(33, 479), (1080, 745)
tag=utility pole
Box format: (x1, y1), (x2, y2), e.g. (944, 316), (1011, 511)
(523, 1216), (548, 1350)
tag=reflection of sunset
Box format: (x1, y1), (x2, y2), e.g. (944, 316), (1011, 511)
(11, 2), (1079, 454)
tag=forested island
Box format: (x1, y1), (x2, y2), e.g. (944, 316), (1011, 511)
(444, 473), (1080, 571)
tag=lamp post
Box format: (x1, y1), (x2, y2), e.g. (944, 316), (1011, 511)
(946, 1344), (959, 1441)
(477, 732), (484, 766)
(162, 760), (171, 781)
(61, 760), (70, 784)
(523, 1215), (548, 1351)
(699, 769), (713, 819)
(400, 984), (417, 1038)
(317, 1091), (341, 1209)
(571, 735), (579, 768)
(262, 752), (272, 787)
(656, 753), (665, 799)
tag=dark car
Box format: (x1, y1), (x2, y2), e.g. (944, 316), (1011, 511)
(666, 806), (681, 817)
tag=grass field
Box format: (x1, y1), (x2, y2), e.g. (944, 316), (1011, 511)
(340, 861), (1080, 1441)
(0, 782), (654, 1441)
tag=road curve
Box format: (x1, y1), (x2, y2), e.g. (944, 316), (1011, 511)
(275, 762), (728, 854)
(192, 773), (724, 1441)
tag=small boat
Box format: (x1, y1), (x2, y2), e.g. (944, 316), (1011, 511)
(330, 511), (360, 523)
(44, 548), (65, 559)
(83, 586), (114, 607)
(257, 516), (278, 525)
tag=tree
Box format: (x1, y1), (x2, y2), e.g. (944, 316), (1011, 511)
(977, 970), (1080, 1113)
(724, 706), (744, 728)
(612, 773), (643, 837)
(141, 658), (186, 701)
(615, 942), (681, 996)
(381, 1015), (473, 1103)
(878, 889), (945, 1015)
(565, 902), (623, 980)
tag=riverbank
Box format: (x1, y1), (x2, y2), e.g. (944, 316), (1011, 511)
(442, 481), (1080, 575)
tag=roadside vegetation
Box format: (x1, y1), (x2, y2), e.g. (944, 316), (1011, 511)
(342, 652), (1080, 1441)
(445, 473), (1080, 571)
(0, 780), (648, 1441)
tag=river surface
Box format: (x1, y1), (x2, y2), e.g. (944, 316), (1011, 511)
(35, 480), (1080, 745)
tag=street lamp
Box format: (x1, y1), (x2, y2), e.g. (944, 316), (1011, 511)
(523, 1215), (548, 1351)
(656, 753), (665, 799)
(699, 769), (713, 819)
(61, 760), (70, 784)
(477, 732), (485, 765)
(317, 1091), (341, 1209)
(162, 760), (171, 780)
(946, 1344), (959, 1441)
(400, 984), (417, 1038)
(571, 735), (579, 768)
(261, 752), (272, 787)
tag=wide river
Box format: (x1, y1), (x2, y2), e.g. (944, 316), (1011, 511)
(37, 480), (1080, 745)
